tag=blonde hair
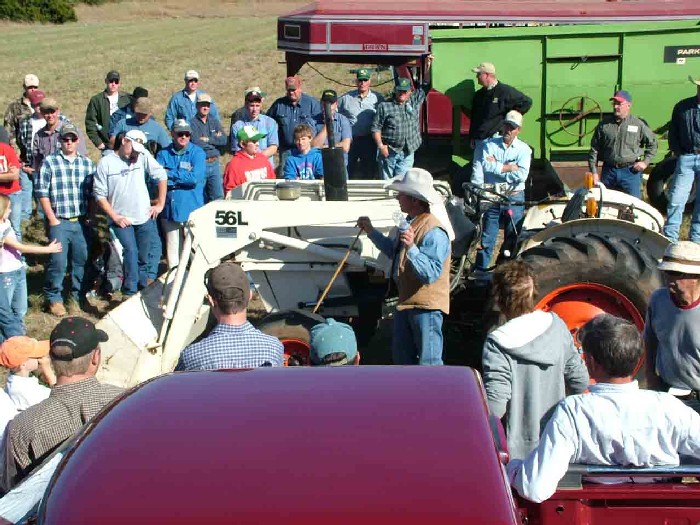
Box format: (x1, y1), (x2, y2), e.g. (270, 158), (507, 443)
(0, 194), (9, 220)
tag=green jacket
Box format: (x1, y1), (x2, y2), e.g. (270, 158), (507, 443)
(85, 90), (130, 148)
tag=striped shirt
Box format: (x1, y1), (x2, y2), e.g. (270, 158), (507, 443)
(35, 150), (96, 218)
(1, 377), (124, 490)
(175, 322), (284, 371)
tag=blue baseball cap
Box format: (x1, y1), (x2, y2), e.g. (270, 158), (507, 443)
(309, 318), (358, 366)
(611, 90), (632, 103)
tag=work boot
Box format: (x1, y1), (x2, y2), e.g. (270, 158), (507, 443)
(48, 302), (66, 317)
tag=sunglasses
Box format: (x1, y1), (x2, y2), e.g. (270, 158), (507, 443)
(357, 79), (370, 83)
(176, 132), (191, 138)
(108, 79), (120, 84)
(61, 136), (78, 143)
(26, 86), (38, 90)
(187, 78), (199, 83)
(41, 109), (57, 115)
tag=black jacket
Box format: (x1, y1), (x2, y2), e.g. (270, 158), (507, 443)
(469, 82), (532, 140)
(669, 95), (700, 155)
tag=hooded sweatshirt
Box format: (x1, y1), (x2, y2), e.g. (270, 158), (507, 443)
(482, 310), (589, 460)
(283, 147), (324, 180)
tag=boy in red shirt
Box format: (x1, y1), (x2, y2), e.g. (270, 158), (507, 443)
(223, 126), (275, 194)
(0, 143), (22, 240)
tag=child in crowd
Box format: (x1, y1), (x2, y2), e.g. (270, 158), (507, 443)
(283, 123), (324, 180)
(223, 126), (275, 194)
(0, 336), (55, 411)
(0, 194), (61, 341)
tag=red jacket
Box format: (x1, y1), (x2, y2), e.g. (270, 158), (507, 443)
(0, 143), (21, 195)
(223, 151), (275, 193)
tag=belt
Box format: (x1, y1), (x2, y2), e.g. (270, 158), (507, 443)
(673, 390), (700, 401)
(206, 157), (219, 163)
(604, 161), (635, 169)
(62, 216), (85, 223)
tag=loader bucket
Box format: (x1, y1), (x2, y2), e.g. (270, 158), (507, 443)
(95, 281), (168, 388)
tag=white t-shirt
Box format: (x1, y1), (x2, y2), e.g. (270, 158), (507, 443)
(30, 115), (46, 142)
(107, 92), (120, 115)
(0, 390), (18, 443)
(4, 375), (50, 411)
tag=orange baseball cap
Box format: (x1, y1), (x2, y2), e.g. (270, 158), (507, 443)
(0, 336), (50, 368)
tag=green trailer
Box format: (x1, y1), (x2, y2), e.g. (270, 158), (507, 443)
(431, 20), (700, 181)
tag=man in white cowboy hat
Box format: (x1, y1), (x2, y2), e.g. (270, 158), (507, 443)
(356, 168), (451, 365)
(664, 76), (700, 243)
(645, 241), (700, 411)
(472, 109), (531, 277)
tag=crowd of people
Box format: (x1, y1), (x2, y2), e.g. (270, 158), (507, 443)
(0, 59), (698, 521)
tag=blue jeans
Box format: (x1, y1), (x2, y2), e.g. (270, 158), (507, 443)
(0, 267), (27, 341)
(19, 170), (33, 222)
(44, 219), (89, 304)
(7, 191), (22, 242)
(112, 219), (160, 296)
(379, 149), (414, 180)
(664, 154), (700, 242)
(392, 308), (444, 365)
(204, 158), (223, 202)
(601, 164), (642, 198)
(476, 191), (525, 271)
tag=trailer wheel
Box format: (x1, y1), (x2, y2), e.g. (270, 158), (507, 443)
(646, 157), (694, 214)
(257, 310), (325, 366)
(519, 233), (663, 385)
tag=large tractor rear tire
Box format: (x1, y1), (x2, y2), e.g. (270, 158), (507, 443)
(646, 157), (694, 214)
(256, 309), (325, 366)
(519, 233), (663, 385)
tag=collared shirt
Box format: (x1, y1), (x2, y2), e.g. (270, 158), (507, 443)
(368, 218), (450, 284)
(94, 150), (166, 225)
(189, 114), (227, 159)
(164, 89), (221, 130)
(112, 117), (171, 149)
(668, 96), (700, 155)
(17, 115), (44, 165)
(156, 142), (207, 223)
(314, 112), (352, 165)
(31, 117), (87, 171)
(1, 377), (124, 490)
(507, 381), (700, 503)
(371, 85), (429, 154)
(338, 89), (384, 136)
(230, 114), (279, 163)
(35, 150), (96, 218)
(588, 114), (658, 172)
(268, 93), (322, 150)
(2, 97), (32, 143)
(472, 136), (532, 193)
(175, 322), (284, 371)
(644, 287), (700, 390)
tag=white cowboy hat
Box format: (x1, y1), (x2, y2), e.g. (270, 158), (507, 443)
(385, 168), (441, 204)
(657, 241), (700, 275)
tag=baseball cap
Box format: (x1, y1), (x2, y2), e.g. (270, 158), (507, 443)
(50, 317), (108, 361)
(0, 337), (50, 369)
(132, 86), (149, 99)
(321, 89), (337, 103)
(184, 70), (199, 81)
(689, 75), (700, 86)
(504, 110), (523, 128)
(356, 68), (371, 81)
(23, 74), (39, 88)
(28, 90), (45, 106)
(133, 97), (153, 114)
(39, 97), (59, 112)
(123, 129), (147, 153)
(309, 318), (358, 366)
(285, 76), (301, 91)
(205, 262), (249, 305)
(60, 123), (80, 139)
(172, 119), (191, 133)
(611, 90), (632, 103)
(196, 93), (212, 104)
(106, 70), (120, 82)
(237, 125), (267, 142)
(471, 62), (496, 75)
(395, 77), (412, 92)
(245, 87), (266, 101)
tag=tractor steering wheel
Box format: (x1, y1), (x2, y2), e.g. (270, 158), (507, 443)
(462, 182), (513, 208)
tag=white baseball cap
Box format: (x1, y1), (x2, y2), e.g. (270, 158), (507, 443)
(184, 70), (199, 81)
(123, 130), (147, 153)
(23, 74), (39, 88)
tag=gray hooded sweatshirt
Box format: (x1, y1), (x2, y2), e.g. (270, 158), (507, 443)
(482, 310), (589, 460)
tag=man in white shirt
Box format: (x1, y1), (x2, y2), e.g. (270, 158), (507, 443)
(508, 313), (700, 503)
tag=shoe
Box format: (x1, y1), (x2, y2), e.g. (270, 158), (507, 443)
(48, 302), (66, 317)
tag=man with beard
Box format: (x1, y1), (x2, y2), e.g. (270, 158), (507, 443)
(94, 130), (167, 297)
(645, 241), (700, 413)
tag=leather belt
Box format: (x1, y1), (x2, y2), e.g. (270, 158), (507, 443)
(206, 157), (219, 163)
(62, 216), (84, 223)
(605, 162), (634, 169)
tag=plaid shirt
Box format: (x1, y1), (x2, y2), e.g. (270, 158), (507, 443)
(1, 377), (123, 489)
(35, 150), (96, 218)
(2, 97), (32, 144)
(16, 114), (47, 165)
(371, 84), (429, 154)
(175, 322), (284, 371)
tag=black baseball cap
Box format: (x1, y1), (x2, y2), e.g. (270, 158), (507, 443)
(321, 89), (337, 103)
(106, 70), (120, 82)
(50, 317), (109, 361)
(132, 86), (149, 99)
